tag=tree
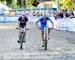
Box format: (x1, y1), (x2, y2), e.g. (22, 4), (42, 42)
(60, 0), (73, 10)
(1, 0), (7, 5)
(17, 0), (26, 8)
(0, 0), (26, 9)
(6, 0), (12, 5)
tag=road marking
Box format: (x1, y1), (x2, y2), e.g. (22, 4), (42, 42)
(3, 48), (75, 55)
(3, 49), (75, 59)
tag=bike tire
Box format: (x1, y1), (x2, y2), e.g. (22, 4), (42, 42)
(45, 39), (47, 50)
(20, 35), (23, 50)
(20, 42), (23, 49)
(44, 27), (48, 50)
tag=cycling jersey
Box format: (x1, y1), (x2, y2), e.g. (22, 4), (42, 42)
(38, 17), (50, 30)
(18, 16), (28, 28)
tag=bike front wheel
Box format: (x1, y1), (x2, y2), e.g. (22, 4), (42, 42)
(20, 35), (23, 50)
(44, 39), (47, 50)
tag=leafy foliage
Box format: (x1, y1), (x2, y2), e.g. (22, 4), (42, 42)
(0, 0), (26, 9)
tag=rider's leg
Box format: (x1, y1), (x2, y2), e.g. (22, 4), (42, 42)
(23, 26), (26, 41)
(47, 20), (52, 39)
(19, 31), (21, 40)
(39, 23), (45, 47)
(41, 30), (45, 47)
(17, 31), (21, 43)
(48, 28), (50, 34)
(41, 30), (44, 43)
(23, 32), (26, 40)
(48, 28), (50, 39)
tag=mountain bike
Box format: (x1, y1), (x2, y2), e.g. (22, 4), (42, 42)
(16, 28), (29, 50)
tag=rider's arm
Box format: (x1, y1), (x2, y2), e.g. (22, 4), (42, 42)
(36, 17), (42, 26)
(36, 20), (39, 26)
(50, 19), (54, 28)
(16, 21), (20, 28)
(16, 17), (21, 28)
(47, 17), (54, 28)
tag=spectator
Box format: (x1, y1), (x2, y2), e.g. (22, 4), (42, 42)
(70, 8), (75, 18)
(58, 11), (64, 18)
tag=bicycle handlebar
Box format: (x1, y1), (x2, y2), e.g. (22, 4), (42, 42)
(16, 28), (30, 30)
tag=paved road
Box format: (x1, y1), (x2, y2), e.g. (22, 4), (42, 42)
(0, 23), (75, 60)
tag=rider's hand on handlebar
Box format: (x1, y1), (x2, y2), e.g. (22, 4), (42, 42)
(16, 27), (19, 29)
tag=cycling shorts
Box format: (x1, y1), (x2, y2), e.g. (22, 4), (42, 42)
(19, 26), (26, 32)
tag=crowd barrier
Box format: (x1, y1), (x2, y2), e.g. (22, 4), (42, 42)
(55, 18), (75, 32)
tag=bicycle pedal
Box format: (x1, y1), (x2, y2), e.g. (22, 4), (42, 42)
(17, 40), (20, 43)
(42, 44), (45, 47)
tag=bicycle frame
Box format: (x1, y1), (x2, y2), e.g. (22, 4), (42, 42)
(19, 28), (25, 50)
(44, 27), (48, 50)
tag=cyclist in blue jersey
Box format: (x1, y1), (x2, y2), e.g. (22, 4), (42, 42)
(36, 15), (54, 47)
